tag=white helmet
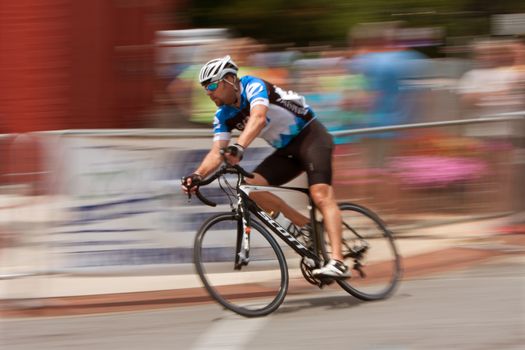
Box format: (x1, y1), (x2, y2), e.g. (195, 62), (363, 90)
(199, 55), (239, 85)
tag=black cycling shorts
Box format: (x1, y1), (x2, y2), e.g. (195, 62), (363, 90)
(254, 119), (334, 186)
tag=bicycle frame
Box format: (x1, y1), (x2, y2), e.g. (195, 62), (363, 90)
(191, 163), (325, 270)
(235, 183), (322, 269)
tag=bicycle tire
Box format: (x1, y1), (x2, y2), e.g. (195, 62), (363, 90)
(194, 213), (289, 317)
(321, 202), (402, 301)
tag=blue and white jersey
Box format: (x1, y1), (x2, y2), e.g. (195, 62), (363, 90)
(213, 76), (317, 148)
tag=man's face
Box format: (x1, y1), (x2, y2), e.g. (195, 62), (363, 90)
(203, 76), (236, 106)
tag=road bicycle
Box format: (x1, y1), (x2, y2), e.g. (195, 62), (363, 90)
(189, 162), (402, 317)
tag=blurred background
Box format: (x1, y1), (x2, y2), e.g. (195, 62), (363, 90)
(0, 0), (524, 324)
(0, 0), (524, 131)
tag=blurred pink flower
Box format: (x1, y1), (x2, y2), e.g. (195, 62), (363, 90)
(389, 156), (488, 188)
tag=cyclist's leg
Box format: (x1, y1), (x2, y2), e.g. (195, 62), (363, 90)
(296, 121), (346, 264)
(309, 183), (344, 261)
(246, 173), (310, 227)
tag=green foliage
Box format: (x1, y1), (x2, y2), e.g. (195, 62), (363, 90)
(184, 0), (523, 47)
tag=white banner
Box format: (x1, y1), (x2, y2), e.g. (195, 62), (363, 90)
(39, 133), (306, 273)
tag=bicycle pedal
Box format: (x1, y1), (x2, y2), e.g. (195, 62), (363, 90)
(318, 277), (336, 287)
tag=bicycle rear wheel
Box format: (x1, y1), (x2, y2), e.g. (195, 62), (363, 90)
(321, 203), (402, 300)
(194, 213), (288, 317)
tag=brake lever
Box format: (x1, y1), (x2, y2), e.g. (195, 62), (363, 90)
(182, 177), (193, 202)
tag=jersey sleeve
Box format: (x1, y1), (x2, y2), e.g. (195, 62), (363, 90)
(244, 77), (269, 109)
(212, 110), (231, 142)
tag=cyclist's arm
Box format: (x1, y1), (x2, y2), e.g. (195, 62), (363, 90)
(236, 104), (268, 148)
(194, 139), (229, 178)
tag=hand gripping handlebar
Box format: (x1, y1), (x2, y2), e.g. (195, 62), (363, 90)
(191, 164), (254, 207)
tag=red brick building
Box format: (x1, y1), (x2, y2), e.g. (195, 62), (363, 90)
(0, 0), (182, 133)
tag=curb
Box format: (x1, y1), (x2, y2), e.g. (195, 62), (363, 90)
(1, 233), (524, 318)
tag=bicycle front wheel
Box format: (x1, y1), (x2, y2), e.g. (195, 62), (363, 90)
(322, 203), (402, 301)
(194, 213), (288, 317)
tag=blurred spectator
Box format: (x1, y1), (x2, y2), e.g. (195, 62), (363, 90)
(458, 39), (524, 129)
(458, 38), (525, 213)
(338, 57), (373, 143)
(292, 56), (368, 145)
(342, 21), (427, 209)
(250, 50), (299, 89)
(348, 21), (427, 169)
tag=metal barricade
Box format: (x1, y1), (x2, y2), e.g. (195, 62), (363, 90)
(330, 112), (525, 227)
(0, 112), (523, 300)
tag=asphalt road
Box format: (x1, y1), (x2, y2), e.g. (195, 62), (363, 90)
(1, 255), (524, 350)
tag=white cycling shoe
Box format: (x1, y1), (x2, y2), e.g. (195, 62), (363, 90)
(312, 259), (351, 279)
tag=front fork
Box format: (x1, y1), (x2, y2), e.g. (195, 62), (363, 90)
(234, 202), (251, 270)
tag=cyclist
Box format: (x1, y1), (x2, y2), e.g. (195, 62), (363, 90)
(181, 55), (350, 278)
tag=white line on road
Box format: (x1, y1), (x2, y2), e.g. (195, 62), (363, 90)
(190, 314), (268, 350)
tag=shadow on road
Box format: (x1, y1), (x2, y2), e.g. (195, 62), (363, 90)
(275, 294), (364, 315)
